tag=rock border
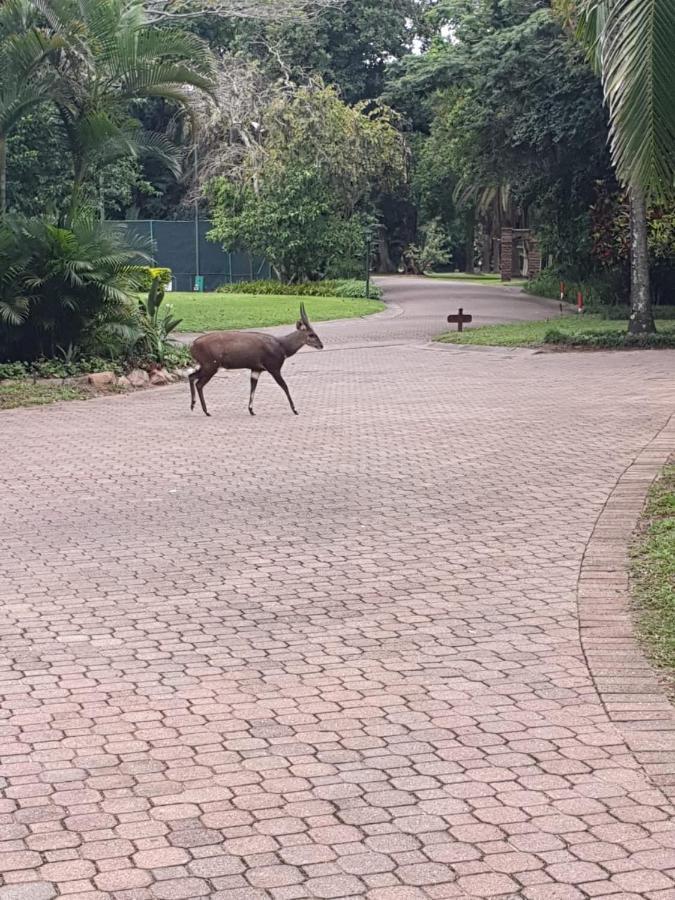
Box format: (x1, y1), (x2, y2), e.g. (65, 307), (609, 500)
(577, 412), (675, 800)
(0, 366), (191, 409)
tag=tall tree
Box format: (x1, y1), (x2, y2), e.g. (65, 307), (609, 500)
(386, 2), (613, 273)
(574, 0), (675, 333)
(144, 0), (340, 23)
(36, 0), (215, 221)
(209, 81), (405, 280)
(0, 0), (63, 213)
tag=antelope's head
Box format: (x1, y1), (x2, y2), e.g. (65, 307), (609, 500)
(296, 303), (324, 350)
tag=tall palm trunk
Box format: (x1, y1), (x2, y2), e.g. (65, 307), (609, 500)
(628, 183), (655, 335)
(0, 136), (7, 214)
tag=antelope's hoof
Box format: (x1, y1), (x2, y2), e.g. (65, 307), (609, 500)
(293, 410), (299, 416)
(249, 408), (255, 417)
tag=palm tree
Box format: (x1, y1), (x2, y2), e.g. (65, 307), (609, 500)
(0, 211), (150, 359)
(576, 0), (675, 334)
(0, 0), (63, 213)
(36, 0), (215, 221)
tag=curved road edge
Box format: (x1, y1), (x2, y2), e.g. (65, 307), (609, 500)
(578, 412), (675, 799)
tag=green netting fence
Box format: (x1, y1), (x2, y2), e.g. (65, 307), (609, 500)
(119, 220), (271, 292)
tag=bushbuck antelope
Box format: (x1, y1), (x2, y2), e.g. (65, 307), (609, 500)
(189, 303), (324, 417)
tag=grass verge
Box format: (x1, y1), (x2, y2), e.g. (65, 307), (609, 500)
(631, 463), (675, 696)
(427, 272), (526, 285)
(0, 381), (90, 410)
(165, 292), (384, 333)
(436, 315), (675, 348)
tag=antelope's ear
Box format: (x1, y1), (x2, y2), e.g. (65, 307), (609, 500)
(296, 320), (306, 330)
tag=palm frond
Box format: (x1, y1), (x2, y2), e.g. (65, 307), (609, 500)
(579, 0), (675, 200)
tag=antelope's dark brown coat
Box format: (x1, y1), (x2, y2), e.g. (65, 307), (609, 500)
(189, 304), (323, 417)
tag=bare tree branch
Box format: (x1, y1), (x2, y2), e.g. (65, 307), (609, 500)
(187, 57), (285, 197)
(145, 0), (342, 23)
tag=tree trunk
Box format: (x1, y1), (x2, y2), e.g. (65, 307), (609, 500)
(480, 226), (490, 273)
(628, 184), (655, 335)
(375, 225), (396, 273)
(464, 208), (475, 274)
(0, 137), (7, 215)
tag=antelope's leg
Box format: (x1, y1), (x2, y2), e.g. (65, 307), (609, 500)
(195, 365), (217, 417)
(189, 368), (200, 411)
(249, 370), (261, 416)
(269, 369), (298, 416)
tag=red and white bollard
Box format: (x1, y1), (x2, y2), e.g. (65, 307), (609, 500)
(577, 290), (584, 314)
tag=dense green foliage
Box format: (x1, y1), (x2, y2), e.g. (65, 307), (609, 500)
(0, 215), (148, 360)
(543, 328), (675, 348)
(208, 84), (405, 281)
(0, 0), (213, 368)
(2, 0), (674, 368)
(389, 2), (615, 272)
(0, 0), (214, 220)
(136, 267), (173, 292)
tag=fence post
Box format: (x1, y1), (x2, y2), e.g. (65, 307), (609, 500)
(149, 220), (155, 266)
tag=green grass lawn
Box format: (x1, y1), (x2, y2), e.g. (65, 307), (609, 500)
(632, 464), (675, 696)
(427, 272), (527, 285)
(165, 292), (384, 332)
(436, 315), (675, 347)
(0, 381), (89, 410)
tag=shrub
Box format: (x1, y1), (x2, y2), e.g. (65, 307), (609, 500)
(0, 214), (149, 362)
(217, 279), (381, 299)
(136, 278), (183, 365)
(0, 356), (123, 380)
(0, 361), (30, 379)
(210, 171), (368, 284)
(524, 267), (628, 307)
(401, 220), (452, 275)
(162, 344), (192, 369)
(595, 304), (675, 320)
(543, 328), (675, 349)
(136, 267), (173, 292)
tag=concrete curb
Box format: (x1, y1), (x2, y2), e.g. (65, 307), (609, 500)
(577, 413), (675, 799)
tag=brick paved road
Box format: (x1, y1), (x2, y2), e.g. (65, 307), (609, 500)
(1, 278), (675, 900)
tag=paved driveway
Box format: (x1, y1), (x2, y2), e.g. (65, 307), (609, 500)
(1, 278), (675, 900)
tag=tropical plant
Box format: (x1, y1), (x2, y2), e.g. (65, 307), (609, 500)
(136, 266), (173, 292)
(402, 220), (451, 275)
(0, 0), (64, 212)
(572, 0), (675, 333)
(35, 0), (215, 221)
(137, 276), (182, 364)
(0, 214), (149, 361)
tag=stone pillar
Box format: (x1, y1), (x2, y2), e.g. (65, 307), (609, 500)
(501, 228), (513, 282)
(528, 238), (542, 280)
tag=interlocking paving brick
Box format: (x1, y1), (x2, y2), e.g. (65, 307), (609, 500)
(1, 277), (674, 898)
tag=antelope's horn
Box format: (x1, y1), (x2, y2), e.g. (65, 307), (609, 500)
(300, 303), (310, 326)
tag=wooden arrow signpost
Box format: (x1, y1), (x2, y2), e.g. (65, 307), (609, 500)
(447, 308), (473, 332)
